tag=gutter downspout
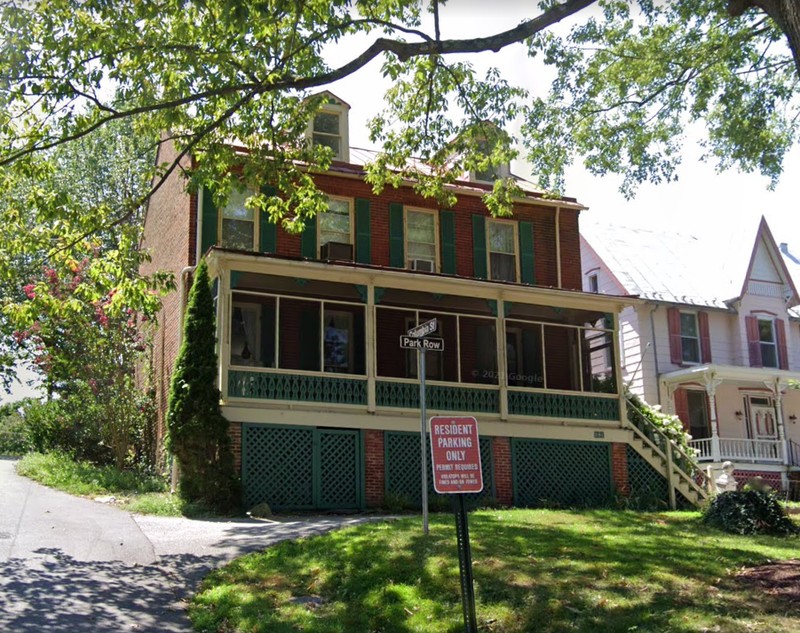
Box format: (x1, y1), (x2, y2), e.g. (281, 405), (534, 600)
(170, 264), (196, 493)
(648, 304), (661, 406)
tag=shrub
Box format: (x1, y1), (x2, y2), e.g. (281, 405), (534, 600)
(0, 401), (33, 455)
(702, 489), (800, 536)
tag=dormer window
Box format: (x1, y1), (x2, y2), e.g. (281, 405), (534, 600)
(471, 135), (510, 183)
(307, 92), (350, 162)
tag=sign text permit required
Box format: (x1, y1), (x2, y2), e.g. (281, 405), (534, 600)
(429, 416), (483, 494)
(399, 335), (444, 351)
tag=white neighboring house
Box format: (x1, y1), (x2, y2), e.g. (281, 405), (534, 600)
(581, 216), (800, 496)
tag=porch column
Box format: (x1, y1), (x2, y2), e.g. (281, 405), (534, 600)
(661, 381), (676, 415)
(770, 379), (789, 466)
(366, 284), (376, 413)
(703, 374), (722, 463)
(497, 298), (509, 421)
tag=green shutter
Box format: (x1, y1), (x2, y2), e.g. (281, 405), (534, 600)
(355, 198), (371, 264)
(200, 186), (218, 254)
(519, 220), (535, 284)
(389, 203), (404, 268)
(440, 210), (456, 275)
(472, 215), (487, 279)
(259, 185), (277, 253)
(301, 215), (318, 259)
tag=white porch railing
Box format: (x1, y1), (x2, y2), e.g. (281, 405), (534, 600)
(689, 437), (784, 464)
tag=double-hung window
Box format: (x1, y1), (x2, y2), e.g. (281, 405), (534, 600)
(312, 112), (342, 158)
(487, 220), (517, 282)
(319, 197), (353, 253)
(679, 312), (700, 364)
(220, 188), (257, 251)
(406, 209), (437, 271)
(758, 318), (778, 368)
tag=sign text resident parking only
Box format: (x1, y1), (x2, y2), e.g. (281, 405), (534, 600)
(429, 416), (483, 494)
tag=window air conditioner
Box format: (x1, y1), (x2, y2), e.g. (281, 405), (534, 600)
(411, 258), (435, 273)
(321, 241), (353, 262)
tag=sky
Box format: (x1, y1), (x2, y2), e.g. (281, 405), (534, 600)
(3, 2), (799, 404)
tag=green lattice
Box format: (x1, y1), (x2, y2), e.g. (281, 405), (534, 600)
(376, 381), (499, 413)
(512, 439), (613, 508)
(243, 425), (314, 509)
(242, 424), (363, 510)
(508, 391), (619, 420)
(229, 370), (367, 405)
(384, 431), (494, 509)
(319, 430), (362, 508)
(626, 446), (669, 510)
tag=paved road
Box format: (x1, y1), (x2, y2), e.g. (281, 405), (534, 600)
(0, 458), (371, 632)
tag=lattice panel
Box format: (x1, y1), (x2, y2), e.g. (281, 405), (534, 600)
(243, 425), (314, 509)
(385, 431), (494, 508)
(626, 446), (669, 510)
(229, 370), (367, 405)
(376, 381), (500, 413)
(512, 440), (613, 508)
(508, 391), (619, 420)
(319, 430), (360, 508)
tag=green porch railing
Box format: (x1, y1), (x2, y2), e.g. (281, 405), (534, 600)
(228, 370), (367, 405)
(508, 390), (619, 421)
(375, 381), (499, 413)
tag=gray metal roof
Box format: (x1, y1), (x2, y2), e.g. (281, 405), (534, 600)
(582, 217), (800, 317)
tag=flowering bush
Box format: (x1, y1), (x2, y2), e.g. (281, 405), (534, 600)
(627, 392), (700, 465)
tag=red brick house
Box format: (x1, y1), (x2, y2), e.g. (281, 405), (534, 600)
(141, 94), (706, 511)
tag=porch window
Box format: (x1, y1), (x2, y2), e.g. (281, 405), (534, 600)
(487, 220), (517, 282)
(405, 209), (437, 271)
(324, 310), (354, 373)
(319, 197), (352, 252)
(758, 318), (778, 368)
(230, 297), (276, 368)
(686, 390), (710, 440)
(680, 312), (700, 364)
(505, 324), (544, 387)
(220, 188), (257, 251)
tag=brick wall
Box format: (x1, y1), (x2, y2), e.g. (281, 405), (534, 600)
(229, 422), (242, 474)
(140, 138), (194, 458)
(611, 442), (630, 496)
(492, 437), (513, 505)
(270, 172), (582, 292)
(364, 430), (385, 507)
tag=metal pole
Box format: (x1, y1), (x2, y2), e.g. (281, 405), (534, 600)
(420, 348), (429, 535)
(454, 495), (478, 633)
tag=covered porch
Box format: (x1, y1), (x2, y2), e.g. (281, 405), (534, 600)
(207, 251), (629, 424)
(660, 365), (800, 469)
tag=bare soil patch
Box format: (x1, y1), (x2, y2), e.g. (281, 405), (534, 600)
(736, 560), (800, 606)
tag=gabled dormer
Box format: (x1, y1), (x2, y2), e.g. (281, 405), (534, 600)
(306, 91), (350, 163)
(741, 217), (800, 307)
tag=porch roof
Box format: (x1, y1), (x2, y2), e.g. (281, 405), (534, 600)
(206, 248), (639, 314)
(660, 363), (800, 387)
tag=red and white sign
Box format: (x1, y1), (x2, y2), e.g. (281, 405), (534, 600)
(429, 416), (483, 494)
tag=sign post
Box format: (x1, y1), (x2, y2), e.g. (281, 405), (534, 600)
(400, 318), (441, 536)
(429, 416), (483, 633)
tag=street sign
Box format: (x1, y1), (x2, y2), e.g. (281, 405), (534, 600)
(407, 318), (437, 339)
(429, 416), (483, 494)
(399, 335), (444, 351)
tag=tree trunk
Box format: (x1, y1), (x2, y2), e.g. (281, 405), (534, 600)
(730, 0), (800, 76)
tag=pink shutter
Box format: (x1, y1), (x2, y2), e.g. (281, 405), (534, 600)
(698, 311), (711, 364)
(745, 315), (762, 367)
(674, 388), (690, 431)
(667, 308), (683, 365)
(776, 319), (789, 370)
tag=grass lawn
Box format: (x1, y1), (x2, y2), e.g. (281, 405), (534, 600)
(191, 509), (799, 633)
(15, 451), (216, 517)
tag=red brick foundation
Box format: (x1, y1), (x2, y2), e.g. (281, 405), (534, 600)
(492, 437), (513, 506)
(611, 442), (629, 497)
(229, 422), (242, 474)
(365, 430), (385, 508)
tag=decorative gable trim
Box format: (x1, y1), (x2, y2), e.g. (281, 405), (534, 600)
(740, 216), (800, 307)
